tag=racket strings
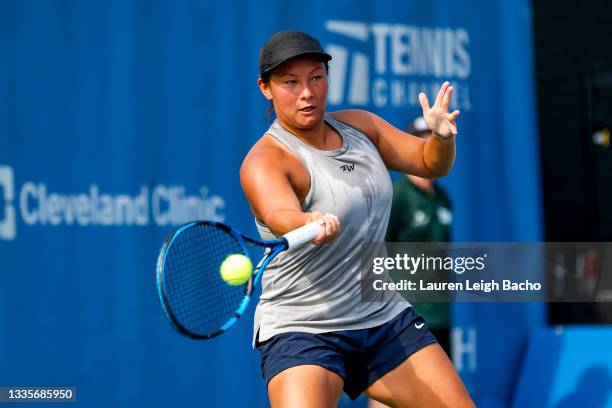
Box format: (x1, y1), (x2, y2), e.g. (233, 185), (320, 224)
(162, 224), (248, 337)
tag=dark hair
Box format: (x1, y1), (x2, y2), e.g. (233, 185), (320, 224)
(265, 102), (275, 121)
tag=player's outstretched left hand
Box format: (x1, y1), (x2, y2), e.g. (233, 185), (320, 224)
(418, 81), (460, 139)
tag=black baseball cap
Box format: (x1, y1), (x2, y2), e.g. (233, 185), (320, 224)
(259, 30), (332, 78)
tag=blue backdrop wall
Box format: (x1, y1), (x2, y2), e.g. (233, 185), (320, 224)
(0, 1), (543, 406)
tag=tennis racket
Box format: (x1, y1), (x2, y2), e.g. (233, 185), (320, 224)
(156, 220), (322, 339)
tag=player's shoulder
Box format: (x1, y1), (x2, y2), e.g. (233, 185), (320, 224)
(328, 109), (380, 144)
(240, 134), (294, 175)
(328, 109), (375, 131)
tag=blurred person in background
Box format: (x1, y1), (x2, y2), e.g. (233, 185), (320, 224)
(369, 117), (454, 408)
(386, 116), (454, 355)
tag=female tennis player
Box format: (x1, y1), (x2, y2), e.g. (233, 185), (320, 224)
(240, 30), (474, 408)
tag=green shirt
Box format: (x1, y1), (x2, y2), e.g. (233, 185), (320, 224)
(386, 176), (453, 328)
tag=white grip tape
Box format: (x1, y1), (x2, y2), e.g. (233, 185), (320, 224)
(283, 221), (322, 249)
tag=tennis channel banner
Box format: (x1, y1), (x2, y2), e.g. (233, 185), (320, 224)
(0, 1), (543, 407)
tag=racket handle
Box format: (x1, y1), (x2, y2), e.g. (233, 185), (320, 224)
(283, 221), (322, 249)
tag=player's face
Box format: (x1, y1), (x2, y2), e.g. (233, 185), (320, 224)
(260, 57), (328, 130)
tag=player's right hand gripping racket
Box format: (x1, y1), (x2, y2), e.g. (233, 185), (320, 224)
(156, 220), (322, 339)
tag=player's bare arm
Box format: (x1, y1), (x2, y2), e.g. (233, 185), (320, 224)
(240, 136), (339, 243)
(330, 82), (459, 178)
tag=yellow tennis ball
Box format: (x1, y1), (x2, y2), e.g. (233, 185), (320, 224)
(220, 254), (253, 286)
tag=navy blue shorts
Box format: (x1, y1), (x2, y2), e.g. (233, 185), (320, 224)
(256, 307), (437, 400)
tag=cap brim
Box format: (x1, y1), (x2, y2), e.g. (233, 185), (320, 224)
(261, 51), (332, 76)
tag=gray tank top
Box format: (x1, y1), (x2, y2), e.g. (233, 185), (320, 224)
(253, 114), (409, 345)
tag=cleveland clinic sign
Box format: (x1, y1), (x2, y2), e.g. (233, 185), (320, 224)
(0, 165), (225, 241)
